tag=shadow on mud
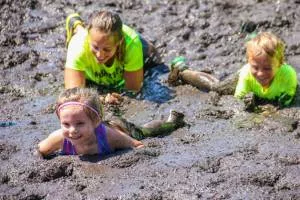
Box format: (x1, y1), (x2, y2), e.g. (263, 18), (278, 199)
(42, 149), (132, 163)
(79, 148), (132, 163)
(138, 64), (175, 104)
(89, 64), (174, 104)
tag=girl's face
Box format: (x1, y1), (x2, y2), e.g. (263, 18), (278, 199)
(59, 106), (97, 145)
(89, 28), (119, 65)
(249, 55), (279, 88)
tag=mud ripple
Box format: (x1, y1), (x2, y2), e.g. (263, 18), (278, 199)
(278, 154), (300, 166)
(0, 141), (19, 160)
(196, 107), (235, 120)
(26, 159), (73, 182)
(111, 148), (160, 169)
(241, 171), (281, 187)
(192, 157), (221, 173)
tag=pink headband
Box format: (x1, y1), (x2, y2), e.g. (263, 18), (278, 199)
(56, 102), (101, 119)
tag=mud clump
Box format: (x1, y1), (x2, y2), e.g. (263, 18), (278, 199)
(192, 157), (221, 173)
(242, 172), (281, 187)
(26, 159), (73, 182)
(110, 148), (160, 168)
(0, 142), (19, 160)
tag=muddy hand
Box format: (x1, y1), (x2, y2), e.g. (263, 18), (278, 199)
(105, 93), (123, 105)
(243, 92), (256, 111)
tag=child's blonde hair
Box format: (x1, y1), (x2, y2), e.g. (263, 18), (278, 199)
(246, 32), (285, 66)
(56, 87), (103, 123)
(87, 10), (125, 64)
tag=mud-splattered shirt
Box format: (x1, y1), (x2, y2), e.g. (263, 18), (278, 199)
(234, 63), (298, 106)
(65, 24), (143, 87)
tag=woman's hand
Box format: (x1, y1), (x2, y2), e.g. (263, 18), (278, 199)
(104, 93), (123, 105)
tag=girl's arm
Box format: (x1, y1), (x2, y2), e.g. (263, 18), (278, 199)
(37, 129), (64, 157)
(124, 68), (143, 92)
(64, 68), (86, 89)
(106, 125), (144, 151)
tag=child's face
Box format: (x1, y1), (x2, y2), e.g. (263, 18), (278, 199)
(59, 106), (97, 145)
(89, 28), (119, 65)
(249, 55), (279, 87)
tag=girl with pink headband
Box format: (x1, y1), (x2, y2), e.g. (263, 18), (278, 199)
(37, 87), (185, 158)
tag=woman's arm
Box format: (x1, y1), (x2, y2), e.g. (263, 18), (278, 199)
(64, 68), (86, 89)
(124, 68), (143, 92)
(37, 129), (64, 157)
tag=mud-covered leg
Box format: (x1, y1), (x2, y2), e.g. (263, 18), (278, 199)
(107, 110), (185, 140)
(212, 72), (239, 95)
(105, 117), (145, 140)
(141, 110), (185, 137)
(179, 70), (219, 91)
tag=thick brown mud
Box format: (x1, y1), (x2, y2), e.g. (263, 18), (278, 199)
(1, 0), (300, 199)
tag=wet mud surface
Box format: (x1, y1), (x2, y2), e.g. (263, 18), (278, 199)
(1, 0), (300, 199)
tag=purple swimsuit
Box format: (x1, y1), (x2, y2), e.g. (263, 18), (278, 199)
(61, 123), (111, 156)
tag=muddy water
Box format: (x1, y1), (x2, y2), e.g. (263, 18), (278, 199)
(1, 0), (300, 199)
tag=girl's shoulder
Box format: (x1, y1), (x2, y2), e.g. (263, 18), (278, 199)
(38, 129), (64, 157)
(48, 129), (65, 142)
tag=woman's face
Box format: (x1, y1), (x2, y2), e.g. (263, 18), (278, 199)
(249, 55), (279, 88)
(89, 28), (119, 65)
(59, 105), (97, 145)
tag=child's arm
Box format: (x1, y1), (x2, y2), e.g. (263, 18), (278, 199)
(234, 65), (251, 99)
(106, 125), (144, 151)
(234, 79), (249, 99)
(278, 66), (298, 107)
(37, 129), (64, 157)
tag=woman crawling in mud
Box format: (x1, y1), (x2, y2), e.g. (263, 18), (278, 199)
(37, 87), (185, 158)
(64, 10), (160, 104)
(168, 32), (298, 108)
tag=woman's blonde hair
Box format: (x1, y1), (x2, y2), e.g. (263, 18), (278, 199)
(56, 87), (103, 123)
(246, 32), (285, 65)
(87, 10), (125, 65)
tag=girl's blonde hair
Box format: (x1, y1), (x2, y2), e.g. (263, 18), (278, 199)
(56, 87), (103, 123)
(87, 10), (125, 65)
(246, 32), (285, 66)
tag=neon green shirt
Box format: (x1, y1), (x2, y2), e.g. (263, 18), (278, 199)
(234, 63), (298, 106)
(65, 24), (143, 87)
